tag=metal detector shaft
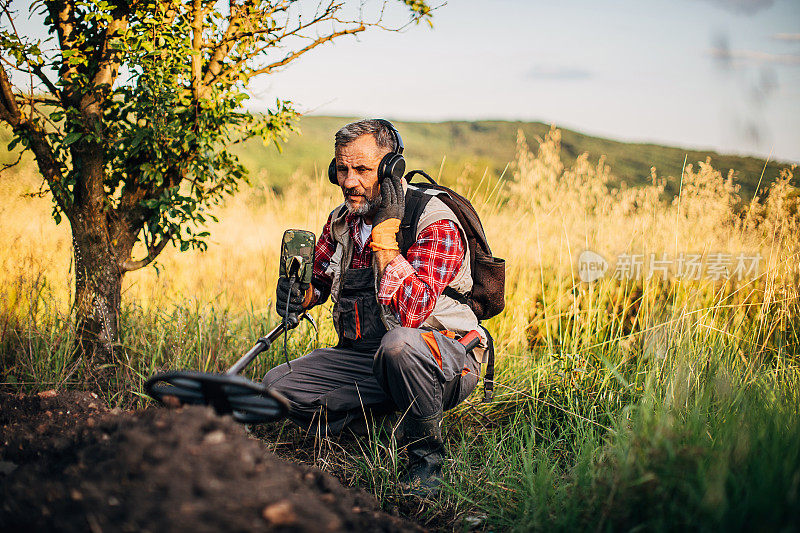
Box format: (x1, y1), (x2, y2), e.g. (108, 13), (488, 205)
(225, 314), (303, 376)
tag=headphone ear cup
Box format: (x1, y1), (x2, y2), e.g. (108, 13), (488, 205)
(379, 153), (406, 181)
(328, 158), (337, 185)
(390, 155), (406, 180)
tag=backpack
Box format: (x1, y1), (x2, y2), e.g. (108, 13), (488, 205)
(399, 170), (505, 401)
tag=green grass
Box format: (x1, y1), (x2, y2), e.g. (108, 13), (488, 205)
(3, 269), (798, 531)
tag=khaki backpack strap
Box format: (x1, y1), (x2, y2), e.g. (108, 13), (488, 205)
(399, 188), (432, 255)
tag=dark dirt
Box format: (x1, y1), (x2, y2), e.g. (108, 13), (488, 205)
(0, 391), (424, 532)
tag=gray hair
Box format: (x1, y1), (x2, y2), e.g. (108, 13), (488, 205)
(334, 119), (398, 152)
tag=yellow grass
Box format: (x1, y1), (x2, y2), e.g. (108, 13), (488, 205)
(1, 127), (797, 357)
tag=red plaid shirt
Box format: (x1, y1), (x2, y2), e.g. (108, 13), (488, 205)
(311, 211), (464, 328)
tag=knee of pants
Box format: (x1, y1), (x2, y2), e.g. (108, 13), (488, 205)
(374, 327), (420, 375)
(262, 364), (314, 415)
(262, 364), (288, 390)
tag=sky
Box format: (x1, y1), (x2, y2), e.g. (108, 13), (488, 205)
(7, 0), (800, 161)
(248, 0), (800, 162)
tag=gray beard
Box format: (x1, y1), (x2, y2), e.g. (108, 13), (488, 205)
(345, 190), (382, 217)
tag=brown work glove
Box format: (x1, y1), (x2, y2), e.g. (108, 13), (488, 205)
(370, 175), (405, 251)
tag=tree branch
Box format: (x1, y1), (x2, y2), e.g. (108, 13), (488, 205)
(249, 24), (366, 77)
(31, 64), (62, 100)
(0, 62), (20, 126)
(0, 63), (72, 219)
(0, 2), (61, 100)
(212, 22), (365, 89)
(81, 3), (129, 123)
(89, 15), (128, 90)
(1, 2), (37, 116)
(20, 98), (65, 134)
(201, 0), (290, 87)
(16, 93), (61, 106)
(200, 5), (243, 87)
(200, 1), (344, 94)
(46, 0), (80, 106)
(122, 232), (172, 272)
(190, 0), (203, 102)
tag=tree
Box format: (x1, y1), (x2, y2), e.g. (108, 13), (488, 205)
(0, 0), (432, 370)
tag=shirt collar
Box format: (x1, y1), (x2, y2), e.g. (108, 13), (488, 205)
(346, 214), (373, 252)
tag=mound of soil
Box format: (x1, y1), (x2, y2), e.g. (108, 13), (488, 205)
(0, 391), (423, 532)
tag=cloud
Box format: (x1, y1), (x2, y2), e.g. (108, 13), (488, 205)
(773, 33), (800, 41)
(697, 0), (775, 15)
(526, 65), (593, 81)
(712, 33), (735, 70)
(709, 47), (800, 66)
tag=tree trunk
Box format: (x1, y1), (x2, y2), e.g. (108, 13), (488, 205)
(72, 212), (123, 368)
(70, 138), (129, 373)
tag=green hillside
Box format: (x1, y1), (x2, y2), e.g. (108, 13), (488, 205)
(235, 116), (795, 200)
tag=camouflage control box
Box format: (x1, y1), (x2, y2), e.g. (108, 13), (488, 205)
(279, 229), (316, 284)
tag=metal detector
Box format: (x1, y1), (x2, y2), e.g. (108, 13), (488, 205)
(145, 229), (317, 424)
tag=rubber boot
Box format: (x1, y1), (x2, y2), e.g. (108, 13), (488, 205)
(399, 410), (445, 498)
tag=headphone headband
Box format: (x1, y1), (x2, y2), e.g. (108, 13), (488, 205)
(328, 119), (406, 185)
(375, 118), (404, 154)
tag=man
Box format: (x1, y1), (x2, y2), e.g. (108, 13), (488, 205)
(264, 119), (487, 494)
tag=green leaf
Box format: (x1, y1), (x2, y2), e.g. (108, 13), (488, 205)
(63, 132), (82, 146)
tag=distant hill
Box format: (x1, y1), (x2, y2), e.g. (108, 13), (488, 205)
(1, 115), (793, 202)
(234, 116), (795, 200)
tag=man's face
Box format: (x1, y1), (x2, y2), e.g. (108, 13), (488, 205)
(334, 134), (389, 217)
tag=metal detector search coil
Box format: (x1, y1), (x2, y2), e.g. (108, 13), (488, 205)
(144, 313), (316, 423)
(144, 370), (290, 424)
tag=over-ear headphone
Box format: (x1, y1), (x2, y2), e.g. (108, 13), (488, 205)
(328, 119), (405, 185)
